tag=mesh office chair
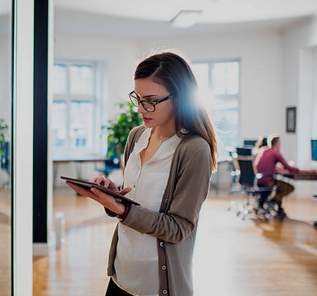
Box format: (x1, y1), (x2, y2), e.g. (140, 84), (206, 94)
(96, 143), (121, 178)
(235, 157), (276, 221)
(226, 147), (242, 211)
(226, 147), (240, 195)
(236, 146), (253, 157)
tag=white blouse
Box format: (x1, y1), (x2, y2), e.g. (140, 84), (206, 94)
(112, 127), (182, 296)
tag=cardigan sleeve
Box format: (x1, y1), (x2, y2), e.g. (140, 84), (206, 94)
(122, 146), (212, 243)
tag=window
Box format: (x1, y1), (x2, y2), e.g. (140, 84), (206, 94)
(192, 60), (240, 159)
(52, 62), (96, 156)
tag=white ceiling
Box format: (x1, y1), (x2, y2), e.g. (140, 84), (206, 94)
(54, 0), (317, 24)
(1, 0), (316, 37)
(54, 8), (308, 39)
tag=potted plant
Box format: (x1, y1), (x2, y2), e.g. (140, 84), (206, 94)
(102, 102), (143, 170)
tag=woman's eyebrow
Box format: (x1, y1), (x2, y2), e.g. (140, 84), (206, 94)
(143, 94), (159, 99)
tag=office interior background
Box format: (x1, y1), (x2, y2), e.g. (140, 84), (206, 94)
(1, 0), (317, 295)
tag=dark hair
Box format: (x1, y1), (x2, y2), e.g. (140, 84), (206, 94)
(261, 137), (268, 148)
(269, 136), (280, 148)
(135, 52), (218, 170)
(255, 136), (267, 148)
(252, 136), (268, 155)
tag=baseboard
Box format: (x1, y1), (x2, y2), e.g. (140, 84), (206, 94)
(33, 243), (49, 256)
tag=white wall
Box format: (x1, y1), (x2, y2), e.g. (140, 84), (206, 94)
(137, 29), (284, 144)
(282, 17), (317, 162)
(282, 16), (317, 197)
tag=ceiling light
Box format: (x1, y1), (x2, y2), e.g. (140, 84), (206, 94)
(170, 10), (203, 28)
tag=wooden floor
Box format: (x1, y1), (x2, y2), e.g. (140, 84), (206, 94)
(0, 186), (11, 296)
(33, 188), (317, 296)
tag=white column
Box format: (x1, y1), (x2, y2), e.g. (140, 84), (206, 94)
(47, 0), (54, 251)
(12, 0), (34, 295)
(296, 48), (317, 198)
(297, 48), (313, 168)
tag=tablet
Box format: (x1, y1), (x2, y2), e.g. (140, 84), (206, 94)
(60, 176), (139, 206)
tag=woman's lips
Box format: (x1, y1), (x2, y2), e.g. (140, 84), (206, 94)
(142, 117), (152, 122)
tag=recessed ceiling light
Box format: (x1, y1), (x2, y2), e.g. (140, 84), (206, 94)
(170, 10), (203, 29)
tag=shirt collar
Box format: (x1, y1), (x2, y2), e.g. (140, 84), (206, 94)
(134, 127), (181, 163)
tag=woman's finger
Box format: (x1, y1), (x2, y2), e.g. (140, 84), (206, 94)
(93, 175), (106, 185)
(107, 179), (118, 191)
(119, 187), (132, 195)
(92, 176), (118, 192)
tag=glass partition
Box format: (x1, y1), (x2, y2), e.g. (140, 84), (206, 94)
(0, 1), (12, 295)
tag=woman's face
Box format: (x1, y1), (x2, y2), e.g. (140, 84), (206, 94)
(134, 78), (175, 129)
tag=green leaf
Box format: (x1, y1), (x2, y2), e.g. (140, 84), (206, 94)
(101, 101), (142, 155)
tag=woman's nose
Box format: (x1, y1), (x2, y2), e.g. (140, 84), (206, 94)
(138, 102), (147, 114)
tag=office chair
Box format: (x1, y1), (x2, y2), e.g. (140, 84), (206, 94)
(226, 147), (240, 191)
(243, 139), (257, 147)
(226, 147), (241, 210)
(95, 143), (121, 178)
(235, 157), (276, 221)
(236, 147), (253, 157)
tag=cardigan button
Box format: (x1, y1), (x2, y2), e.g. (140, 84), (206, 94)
(162, 289), (168, 294)
(165, 199), (168, 203)
(162, 265), (166, 270)
(160, 241), (164, 247)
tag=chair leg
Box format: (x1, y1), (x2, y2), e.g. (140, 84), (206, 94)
(227, 200), (236, 211)
(236, 192), (253, 219)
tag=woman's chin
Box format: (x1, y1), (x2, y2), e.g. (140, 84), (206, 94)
(143, 120), (154, 128)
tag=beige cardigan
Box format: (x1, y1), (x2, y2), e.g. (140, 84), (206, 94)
(107, 126), (212, 296)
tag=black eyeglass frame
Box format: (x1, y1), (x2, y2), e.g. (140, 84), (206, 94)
(129, 91), (174, 112)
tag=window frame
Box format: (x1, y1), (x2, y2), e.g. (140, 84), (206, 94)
(192, 58), (241, 158)
(52, 60), (97, 156)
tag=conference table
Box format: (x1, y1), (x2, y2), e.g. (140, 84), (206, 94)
(277, 171), (317, 226)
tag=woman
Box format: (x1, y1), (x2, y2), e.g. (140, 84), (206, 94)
(66, 52), (217, 296)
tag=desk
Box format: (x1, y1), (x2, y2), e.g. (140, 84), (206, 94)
(277, 172), (317, 181)
(277, 171), (317, 226)
(53, 156), (105, 187)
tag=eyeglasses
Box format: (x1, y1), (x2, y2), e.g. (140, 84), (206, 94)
(129, 91), (174, 112)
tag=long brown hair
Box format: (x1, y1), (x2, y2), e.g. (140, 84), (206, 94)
(135, 52), (218, 170)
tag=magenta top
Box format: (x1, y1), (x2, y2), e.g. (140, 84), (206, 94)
(254, 147), (298, 185)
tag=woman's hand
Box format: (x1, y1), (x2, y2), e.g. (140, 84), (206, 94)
(65, 176), (132, 215)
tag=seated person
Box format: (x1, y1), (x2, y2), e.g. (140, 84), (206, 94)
(254, 135), (316, 217)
